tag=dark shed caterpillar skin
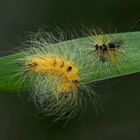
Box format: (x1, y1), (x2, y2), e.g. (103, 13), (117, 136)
(94, 40), (124, 62)
(88, 29), (125, 66)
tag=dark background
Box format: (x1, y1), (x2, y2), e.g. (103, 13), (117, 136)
(0, 0), (140, 140)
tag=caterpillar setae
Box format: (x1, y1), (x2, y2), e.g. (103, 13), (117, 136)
(9, 30), (100, 122)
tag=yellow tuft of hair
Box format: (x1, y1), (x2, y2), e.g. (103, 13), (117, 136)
(26, 55), (80, 93)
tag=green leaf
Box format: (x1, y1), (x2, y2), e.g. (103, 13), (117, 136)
(0, 31), (140, 93)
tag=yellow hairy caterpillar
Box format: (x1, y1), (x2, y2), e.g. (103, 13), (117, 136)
(13, 30), (100, 122)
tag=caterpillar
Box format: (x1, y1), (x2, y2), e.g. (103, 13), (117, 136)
(11, 30), (100, 122)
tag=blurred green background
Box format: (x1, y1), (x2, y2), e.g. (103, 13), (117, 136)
(0, 0), (140, 139)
